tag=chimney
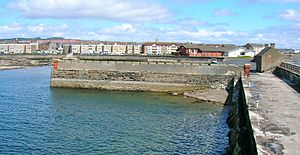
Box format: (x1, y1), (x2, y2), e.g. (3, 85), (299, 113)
(270, 43), (275, 49)
(264, 44), (269, 48)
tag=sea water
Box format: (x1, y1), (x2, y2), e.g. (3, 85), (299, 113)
(0, 67), (229, 154)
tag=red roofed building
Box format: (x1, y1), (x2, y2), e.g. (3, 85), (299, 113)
(176, 44), (236, 57)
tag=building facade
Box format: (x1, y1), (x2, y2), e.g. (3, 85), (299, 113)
(0, 44), (9, 53)
(243, 43), (265, 55)
(225, 48), (255, 57)
(71, 45), (81, 55)
(133, 45), (142, 54)
(0, 43), (37, 54)
(112, 45), (127, 55)
(80, 45), (96, 55)
(142, 42), (181, 55)
(103, 45), (112, 54)
(176, 44), (236, 57)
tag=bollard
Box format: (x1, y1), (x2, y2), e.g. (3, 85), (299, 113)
(244, 64), (251, 77)
(53, 59), (59, 70)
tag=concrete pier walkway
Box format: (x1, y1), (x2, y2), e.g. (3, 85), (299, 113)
(244, 73), (300, 155)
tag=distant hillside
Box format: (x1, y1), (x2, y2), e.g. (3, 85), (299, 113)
(46, 37), (65, 40)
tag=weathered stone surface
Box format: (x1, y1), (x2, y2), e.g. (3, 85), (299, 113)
(51, 78), (202, 92)
(274, 62), (300, 89)
(50, 59), (241, 96)
(245, 73), (300, 155)
(51, 69), (233, 89)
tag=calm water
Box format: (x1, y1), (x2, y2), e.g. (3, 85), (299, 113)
(296, 58), (300, 65)
(0, 67), (229, 154)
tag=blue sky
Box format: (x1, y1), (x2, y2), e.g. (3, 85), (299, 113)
(1, 0), (300, 48)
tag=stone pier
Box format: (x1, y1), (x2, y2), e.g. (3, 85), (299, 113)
(50, 58), (242, 93)
(244, 73), (300, 154)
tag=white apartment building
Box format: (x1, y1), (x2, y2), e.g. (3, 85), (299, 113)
(80, 45), (96, 55)
(0, 43), (38, 54)
(143, 42), (181, 55)
(112, 45), (127, 55)
(0, 44), (9, 53)
(95, 44), (104, 55)
(165, 44), (178, 55)
(145, 43), (161, 55)
(71, 45), (81, 54)
(133, 45), (142, 54)
(67, 44), (142, 55)
(127, 45), (133, 54)
(103, 45), (112, 54)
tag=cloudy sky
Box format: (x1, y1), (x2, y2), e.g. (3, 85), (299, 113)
(0, 0), (300, 48)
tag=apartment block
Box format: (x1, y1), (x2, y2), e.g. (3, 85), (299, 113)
(0, 44), (9, 53)
(71, 45), (81, 54)
(96, 44), (104, 54)
(80, 45), (96, 55)
(25, 44), (38, 54)
(0, 43), (37, 54)
(66, 44), (142, 55)
(133, 45), (142, 54)
(63, 44), (71, 54)
(103, 45), (112, 54)
(142, 42), (181, 55)
(126, 45), (134, 54)
(112, 45), (127, 55)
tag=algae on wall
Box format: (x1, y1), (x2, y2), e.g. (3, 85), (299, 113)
(225, 78), (258, 155)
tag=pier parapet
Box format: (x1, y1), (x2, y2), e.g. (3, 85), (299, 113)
(274, 62), (300, 89)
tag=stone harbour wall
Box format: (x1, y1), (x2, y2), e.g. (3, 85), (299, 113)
(0, 55), (64, 66)
(273, 62), (300, 89)
(57, 60), (242, 75)
(226, 78), (257, 155)
(51, 70), (234, 92)
(50, 59), (242, 92)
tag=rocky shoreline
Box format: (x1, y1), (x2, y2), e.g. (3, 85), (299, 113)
(0, 66), (26, 70)
(182, 89), (229, 105)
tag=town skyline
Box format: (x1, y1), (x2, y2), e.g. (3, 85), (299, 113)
(1, 0), (300, 48)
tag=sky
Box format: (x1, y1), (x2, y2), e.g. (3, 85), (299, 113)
(0, 0), (300, 48)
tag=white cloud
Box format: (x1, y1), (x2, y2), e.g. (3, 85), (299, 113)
(178, 29), (236, 38)
(279, 9), (300, 21)
(0, 23), (24, 34)
(8, 0), (172, 23)
(27, 24), (45, 33)
(213, 9), (236, 17)
(0, 23), (72, 38)
(103, 24), (136, 34)
(1, 23), (300, 48)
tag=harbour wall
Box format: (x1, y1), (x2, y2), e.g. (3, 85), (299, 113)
(0, 55), (64, 66)
(50, 59), (242, 92)
(273, 62), (300, 89)
(226, 77), (257, 155)
(0, 54), (223, 68)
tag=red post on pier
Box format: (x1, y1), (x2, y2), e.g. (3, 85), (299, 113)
(53, 59), (59, 70)
(244, 64), (251, 77)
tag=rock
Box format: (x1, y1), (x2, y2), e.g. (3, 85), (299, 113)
(172, 92), (178, 96)
(183, 92), (190, 96)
